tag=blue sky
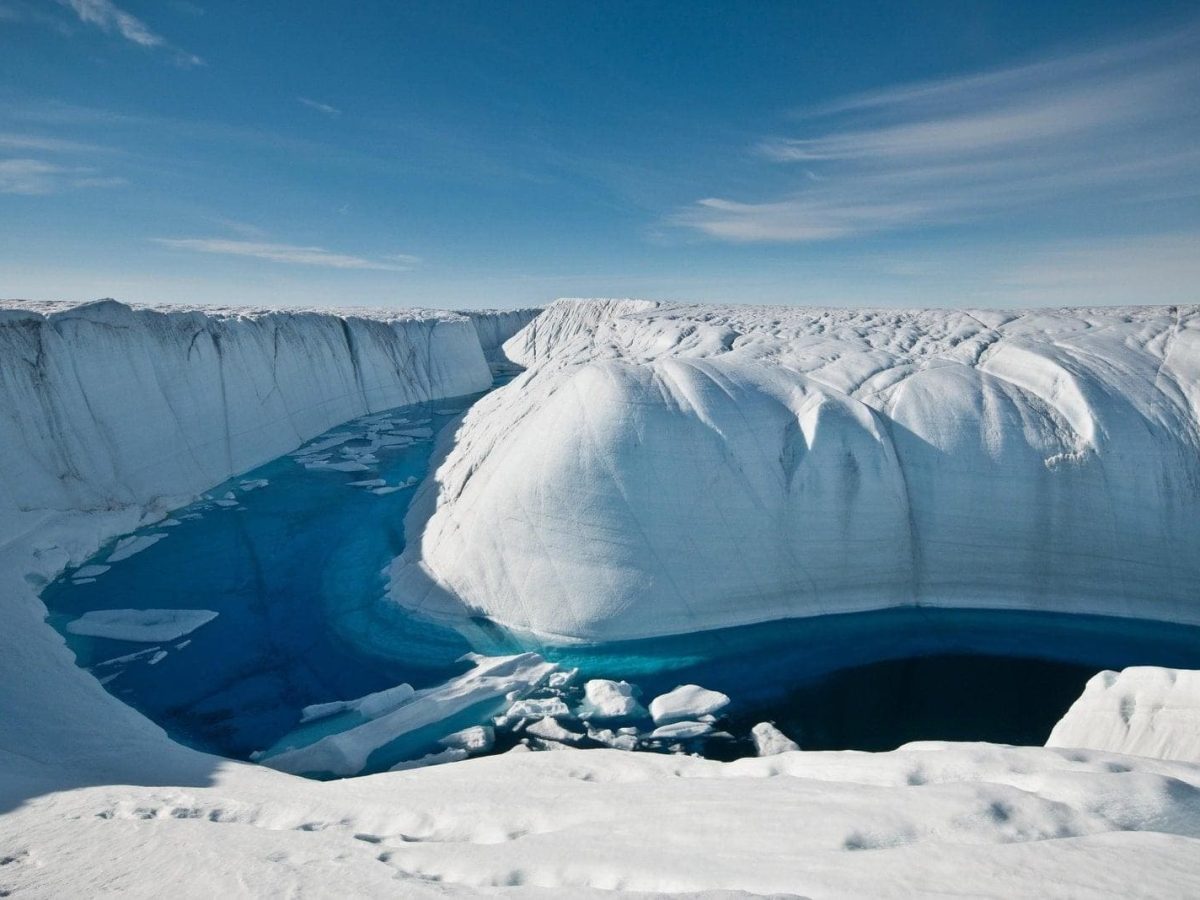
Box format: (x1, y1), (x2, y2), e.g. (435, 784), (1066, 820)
(1, 1), (1197, 309)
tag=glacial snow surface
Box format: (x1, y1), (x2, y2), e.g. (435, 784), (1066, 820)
(3, 299), (1200, 897)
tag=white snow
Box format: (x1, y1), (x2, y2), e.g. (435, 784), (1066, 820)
(576, 679), (647, 721)
(64, 608), (218, 642)
(391, 300), (1200, 641)
(387, 747), (469, 771)
(649, 684), (731, 724)
(1047, 667), (1200, 763)
(752, 721), (801, 756)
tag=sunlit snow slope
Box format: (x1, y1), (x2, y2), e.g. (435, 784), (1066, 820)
(392, 300), (1200, 641)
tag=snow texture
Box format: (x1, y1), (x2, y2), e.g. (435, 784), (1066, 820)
(1047, 667), (1200, 763)
(392, 299), (1200, 641)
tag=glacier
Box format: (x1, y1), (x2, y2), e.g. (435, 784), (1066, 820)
(2, 297), (1200, 897)
(390, 299), (1200, 641)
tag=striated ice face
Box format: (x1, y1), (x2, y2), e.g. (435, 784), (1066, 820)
(390, 300), (1200, 642)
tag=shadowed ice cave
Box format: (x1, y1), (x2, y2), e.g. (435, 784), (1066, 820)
(42, 386), (1200, 776)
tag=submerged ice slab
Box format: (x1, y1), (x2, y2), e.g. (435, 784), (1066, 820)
(391, 300), (1200, 641)
(65, 608), (218, 642)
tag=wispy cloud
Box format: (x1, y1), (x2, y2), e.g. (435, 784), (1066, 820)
(0, 132), (111, 153)
(0, 158), (125, 194)
(55, 0), (203, 66)
(297, 97), (341, 117)
(152, 238), (419, 271)
(677, 25), (1200, 242)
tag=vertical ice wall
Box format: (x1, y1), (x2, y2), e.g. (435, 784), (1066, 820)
(391, 299), (1200, 641)
(459, 308), (542, 362)
(0, 300), (497, 546)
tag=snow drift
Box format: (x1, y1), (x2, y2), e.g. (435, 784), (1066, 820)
(392, 300), (1200, 641)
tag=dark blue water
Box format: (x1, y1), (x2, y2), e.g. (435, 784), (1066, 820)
(42, 383), (1200, 769)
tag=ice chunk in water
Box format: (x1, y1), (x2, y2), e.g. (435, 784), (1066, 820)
(648, 684), (730, 725)
(576, 679), (647, 722)
(751, 722), (800, 756)
(107, 533), (167, 563)
(66, 608), (218, 642)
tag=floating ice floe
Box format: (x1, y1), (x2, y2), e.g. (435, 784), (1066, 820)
(576, 679), (647, 721)
(107, 533), (167, 563)
(438, 725), (494, 754)
(649, 720), (714, 741)
(66, 608), (218, 642)
(649, 684), (731, 725)
(300, 683), (417, 724)
(238, 478), (269, 491)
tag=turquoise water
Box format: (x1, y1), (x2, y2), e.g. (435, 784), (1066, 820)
(42, 384), (1200, 770)
(42, 391), (482, 759)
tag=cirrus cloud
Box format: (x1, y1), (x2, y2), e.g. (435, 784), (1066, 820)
(152, 237), (419, 272)
(676, 24), (1200, 243)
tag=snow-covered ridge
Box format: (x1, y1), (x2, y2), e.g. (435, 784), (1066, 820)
(0, 299), (534, 548)
(392, 299), (1200, 641)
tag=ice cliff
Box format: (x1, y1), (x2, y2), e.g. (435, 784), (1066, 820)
(391, 299), (1200, 641)
(0, 300), (534, 548)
